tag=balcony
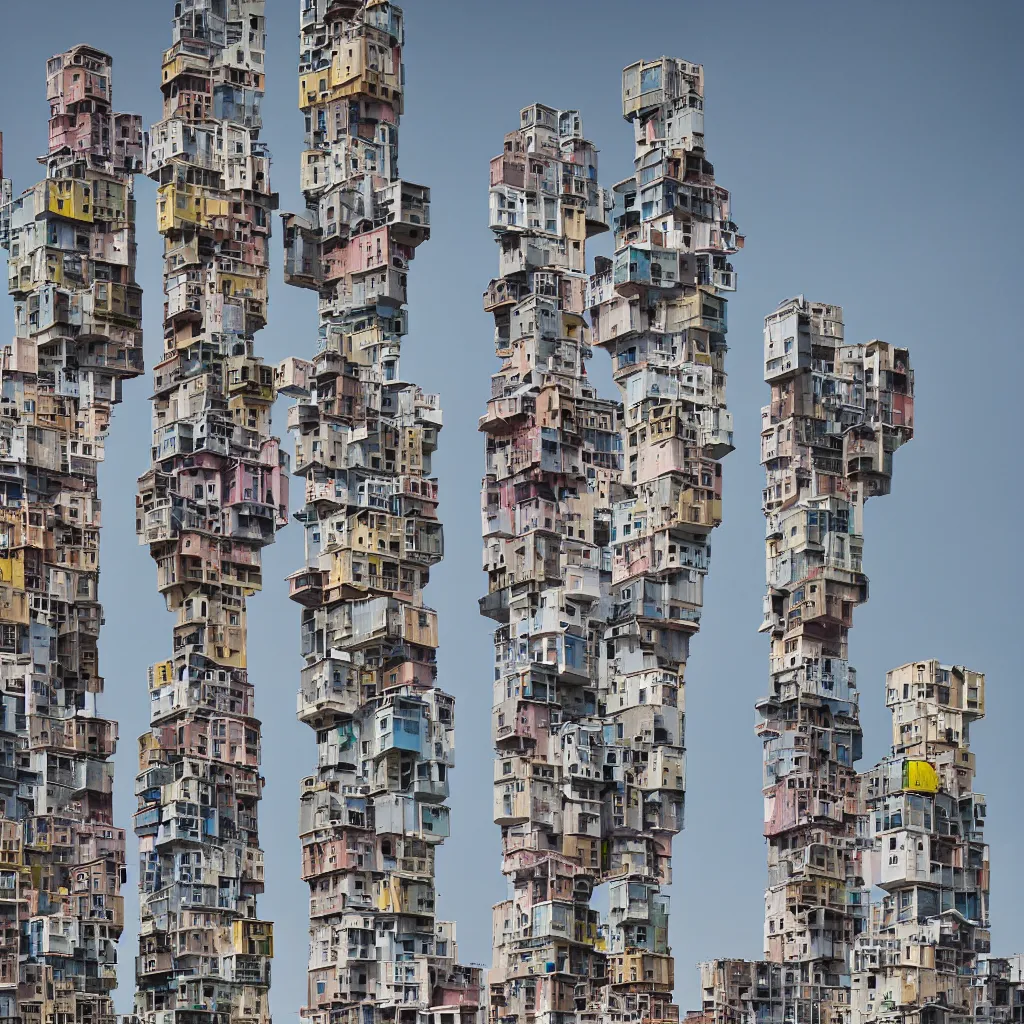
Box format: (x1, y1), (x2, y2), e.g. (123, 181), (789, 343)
(287, 569), (326, 608)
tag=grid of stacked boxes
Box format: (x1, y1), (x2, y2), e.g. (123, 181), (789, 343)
(282, 5), (483, 1024)
(133, 4), (284, 1023)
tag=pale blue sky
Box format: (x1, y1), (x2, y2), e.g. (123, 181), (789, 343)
(1, 0), (1022, 1016)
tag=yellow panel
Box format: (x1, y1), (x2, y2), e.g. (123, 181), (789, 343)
(903, 759), (939, 793)
(48, 180), (95, 223)
(0, 553), (25, 591)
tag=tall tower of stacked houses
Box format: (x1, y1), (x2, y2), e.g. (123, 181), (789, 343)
(697, 298), (916, 1022)
(482, 101), (621, 1024)
(853, 659), (991, 1023)
(281, 4), (483, 1024)
(696, 298), (1024, 1022)
(0, 46), (143, 1024)
(594, 59), (741, 1019)
(482, 58), (741, 1024)
(134, 3), (284, 1022)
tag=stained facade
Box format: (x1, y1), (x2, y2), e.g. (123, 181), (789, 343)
(973, 957), (1024, 1024)
(281, 4), (482, 1024)
(0, 45), (143, 1024)
(133, 3), (284, 1022)
(482, 57), (740, 1024)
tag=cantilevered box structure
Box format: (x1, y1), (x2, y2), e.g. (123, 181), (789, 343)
(482, 58), (741, 1024)
(0, 45), (143, 1024)
(133, 3), (285, 1022)
(281, 4), (483, 1024)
